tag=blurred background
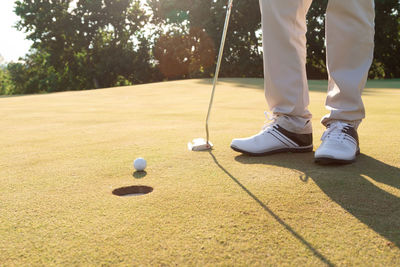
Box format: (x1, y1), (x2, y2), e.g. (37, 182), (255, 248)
(0, 0), (399, 95)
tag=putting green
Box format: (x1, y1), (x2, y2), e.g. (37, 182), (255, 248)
(0, 78), (399, 265)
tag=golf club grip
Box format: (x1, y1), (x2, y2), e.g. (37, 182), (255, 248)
(206, 0), (234, 143)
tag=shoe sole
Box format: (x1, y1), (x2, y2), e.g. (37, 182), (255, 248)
(314, 149), (360, 165)
(230, 145), (313, 156)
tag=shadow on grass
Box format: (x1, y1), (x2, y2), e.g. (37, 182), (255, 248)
(0, 94), (32, 99)
(233, 152), (400, 249)
(195, 78), (400, 92)
(209, 151), (334, 267)
(365, 79), (400, 89)
(133, 171), (147, 179)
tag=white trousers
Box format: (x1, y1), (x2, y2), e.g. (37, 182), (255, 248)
(259, 0), (375, 133)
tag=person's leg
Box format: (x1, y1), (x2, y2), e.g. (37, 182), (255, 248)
(260, 0), (313, 134)
(231, 0), (314, 155)
(322, 0), (375, 128)
(315, 0), (375, 164)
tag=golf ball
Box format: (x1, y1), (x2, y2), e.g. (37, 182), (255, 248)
(134, 158), (147, 171)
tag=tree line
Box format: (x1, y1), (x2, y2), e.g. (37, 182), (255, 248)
(1, 0), (399, 95)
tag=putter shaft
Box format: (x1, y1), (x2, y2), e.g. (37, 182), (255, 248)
(206, 0), (234, 144)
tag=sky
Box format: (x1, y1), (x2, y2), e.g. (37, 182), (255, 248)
(0, 1), (32, 63)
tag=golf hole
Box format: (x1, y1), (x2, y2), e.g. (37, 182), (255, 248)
(112, 186), (153, 197)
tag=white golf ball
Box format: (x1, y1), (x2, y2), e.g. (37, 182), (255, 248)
(134, 158), (147, 171)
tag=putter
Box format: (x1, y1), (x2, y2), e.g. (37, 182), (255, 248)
(188, 0), (234, 151)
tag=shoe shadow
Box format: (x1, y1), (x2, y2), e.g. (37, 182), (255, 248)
(209, 152), (334, 266)
(234, 152), (400, 248)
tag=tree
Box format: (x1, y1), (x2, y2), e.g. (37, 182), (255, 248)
(0, 65), (14, 95)
(306, 0), (400, 79)
(7, 50), (64, 94)
(14, 0), (156, 92)
(153, 28), (216, 79)
(306, 1), (328, 79)
(148, 0), (400, 80)
(147, 0), (263, 79)
(373, 0), (400, 78)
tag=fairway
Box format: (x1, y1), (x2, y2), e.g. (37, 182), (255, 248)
(1, 78), (400, 265)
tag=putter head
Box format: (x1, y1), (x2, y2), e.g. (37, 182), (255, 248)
(188, 138), (213, 151)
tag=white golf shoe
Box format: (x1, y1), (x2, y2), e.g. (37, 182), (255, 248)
(231, 116), (313, 156)
(315, 121), (360, 164)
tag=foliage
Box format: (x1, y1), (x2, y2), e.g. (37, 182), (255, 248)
(153, 28), (216, 79)
(306, 1), (328, 80)
(147, 0), (263, 79)
(0, 66), (15, 95)
(374, 0), (400, 78)
(7, 51), (66, 94)
(148, 0), (400, 81)
(11, 0), (156, 94)
(306, 0), (400, 79)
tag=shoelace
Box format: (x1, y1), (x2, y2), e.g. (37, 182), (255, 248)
(262, 111), (277, 131)
(321, 121), (351, 141)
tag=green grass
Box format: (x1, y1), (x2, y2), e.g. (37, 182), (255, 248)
(0, 78), (399, 266)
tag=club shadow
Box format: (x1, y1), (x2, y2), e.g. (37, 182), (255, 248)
(234, 152), (400, 248)
(209, 151), (334, 266)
